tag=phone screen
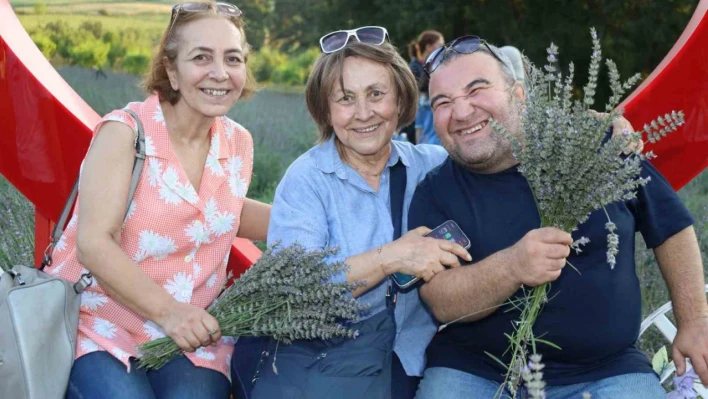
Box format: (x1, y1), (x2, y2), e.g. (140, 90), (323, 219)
(424, 220), (471, 249)
(391, 220), (470, 288)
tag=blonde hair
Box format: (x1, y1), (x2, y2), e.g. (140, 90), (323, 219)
(306, 41), (418, 142)
(142, 2), (257, 104)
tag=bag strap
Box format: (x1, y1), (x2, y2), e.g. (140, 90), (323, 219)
(123, 108), (147, 221)
(41, 109), (146, 269)
(386, 159), (407, 305)
(389, 159), (407, 240)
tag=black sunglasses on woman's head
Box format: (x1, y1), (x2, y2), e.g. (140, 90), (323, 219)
(423, 35), (507, 76)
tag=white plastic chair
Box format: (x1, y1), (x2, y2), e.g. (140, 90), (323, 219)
(639, 284), (708, 397)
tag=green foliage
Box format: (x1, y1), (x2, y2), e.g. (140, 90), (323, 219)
(16, 0), (698, 97)
(27, 22), (150, 73)
(292, 47), (320, 72)
(33, 2), (47, 15)
(234, 0), (275, 49)
(21, 14), (316, 82)
(249, 46), (319, 86)
(250, 46), (289, 82)
(42, 20), (81, 59)
(20, 13), (163, 75)
(68, 36), (110, 68)
(121, 51), (151, 76)
(80, 21), (103, 39)
(30, 31), (57, 59)
(103, 30), (127, 66)
(230, 0), (697, 105)
(272, 62), (304, 85)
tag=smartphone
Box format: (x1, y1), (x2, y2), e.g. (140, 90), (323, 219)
(391, 220), (471, 289)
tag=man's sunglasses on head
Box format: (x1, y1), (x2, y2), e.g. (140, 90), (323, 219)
(424, 35), (507, 76)
(319, 26), (390, 54)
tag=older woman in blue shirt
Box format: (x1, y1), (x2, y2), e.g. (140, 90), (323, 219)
(246, 29), (471, 399)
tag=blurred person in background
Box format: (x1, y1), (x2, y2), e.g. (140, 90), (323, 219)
(409, 30), (445, 145)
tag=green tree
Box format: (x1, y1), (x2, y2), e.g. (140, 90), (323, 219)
(68, 37), (110, 68)
(121, 51), (151, 76)
(30, 31), (56, 59)
(102, 31), (127, 67)
(249, 46), (288, 82)
(33, 2), (47, 15)
(250, 0), (697, 105)
(44, 20), (81, 60)
(80, 21), (103, 40)
(226, 0), (275, 49)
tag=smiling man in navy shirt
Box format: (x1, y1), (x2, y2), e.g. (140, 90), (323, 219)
(410, 37), (707, 399)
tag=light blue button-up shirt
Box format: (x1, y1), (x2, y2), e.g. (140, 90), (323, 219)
(267, 136), (448, 377)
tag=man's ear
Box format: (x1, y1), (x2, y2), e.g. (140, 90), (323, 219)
(512, 82), (526, 102)
(164, 57), (179, 91)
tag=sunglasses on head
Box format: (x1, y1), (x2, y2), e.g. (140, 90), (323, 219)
(167, 2), (242, 38)
(423, 35), (506, 76)
(319, 26), (389, 54)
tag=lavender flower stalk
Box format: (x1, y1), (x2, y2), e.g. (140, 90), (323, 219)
(522, 354), (547, 399)
(490, 28), (684, 393)
(138, 244), (368, 370)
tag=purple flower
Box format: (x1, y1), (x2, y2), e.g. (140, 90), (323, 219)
(667, 368), (699, 399)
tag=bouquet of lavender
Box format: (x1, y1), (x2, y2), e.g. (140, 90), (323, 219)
(138, 244), (367, 370)
(490, 28), (684, 394)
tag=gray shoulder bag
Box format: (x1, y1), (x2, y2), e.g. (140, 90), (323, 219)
(0, 109), (145, 399)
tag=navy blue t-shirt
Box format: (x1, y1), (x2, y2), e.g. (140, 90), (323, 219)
(408, 158), (694, 385)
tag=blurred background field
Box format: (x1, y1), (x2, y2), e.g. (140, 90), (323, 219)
(2, 0), (707, 379)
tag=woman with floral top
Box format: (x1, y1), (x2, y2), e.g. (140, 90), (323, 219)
(51, 2), (270, 398)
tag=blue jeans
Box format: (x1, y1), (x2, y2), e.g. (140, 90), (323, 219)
(66, 351), (230, 399)
(415, 367), (666, 399)
(231, 337), (419, 399)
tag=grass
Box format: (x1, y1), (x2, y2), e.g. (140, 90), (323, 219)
(0, 178), (35, 269)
